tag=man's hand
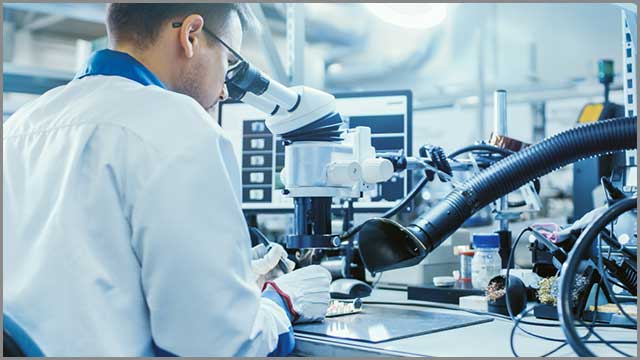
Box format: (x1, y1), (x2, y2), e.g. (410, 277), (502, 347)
(265, 265), (332, 324)
(251, 243), (296, 289)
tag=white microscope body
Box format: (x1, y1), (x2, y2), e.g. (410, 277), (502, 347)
(268, 86), (393, 199)
(225, 62), (393, 248)
(240, 84), (393, 201)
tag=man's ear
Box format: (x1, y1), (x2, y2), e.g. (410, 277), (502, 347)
(177, 14), (205, 59)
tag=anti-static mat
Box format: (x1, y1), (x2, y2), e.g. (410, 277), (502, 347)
(294, 304), (493, 343)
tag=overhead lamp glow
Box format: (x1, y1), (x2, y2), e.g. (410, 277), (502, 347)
(364, 3), (448, 30)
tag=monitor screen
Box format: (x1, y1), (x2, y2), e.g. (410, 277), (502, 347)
(218, 90), (412, 212)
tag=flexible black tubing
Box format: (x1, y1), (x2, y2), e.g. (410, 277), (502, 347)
(408, 116), (637, 254)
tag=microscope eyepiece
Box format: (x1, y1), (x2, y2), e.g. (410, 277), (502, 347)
(226, 61), (270, 96)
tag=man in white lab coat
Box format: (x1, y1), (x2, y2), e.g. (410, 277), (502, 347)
(3, 3), (331, 356)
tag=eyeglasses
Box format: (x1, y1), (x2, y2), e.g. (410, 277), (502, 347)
(171, 21), (245, 73)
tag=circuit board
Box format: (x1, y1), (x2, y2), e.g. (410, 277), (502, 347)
(326, 298), (363, 317)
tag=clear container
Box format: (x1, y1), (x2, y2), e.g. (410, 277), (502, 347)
(471, 234), (502, 290)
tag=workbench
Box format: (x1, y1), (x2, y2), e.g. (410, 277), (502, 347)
(292, 289), (637, 357)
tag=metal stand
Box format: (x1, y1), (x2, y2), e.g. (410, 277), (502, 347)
(493, 90), (514, 269)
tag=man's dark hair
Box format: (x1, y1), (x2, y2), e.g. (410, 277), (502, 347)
(106, 3), (253, 48)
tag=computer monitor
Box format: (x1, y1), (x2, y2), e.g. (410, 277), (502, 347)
(218, 90), (412, 213)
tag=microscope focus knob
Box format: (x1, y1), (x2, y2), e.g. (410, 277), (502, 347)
(362, 158), (394, 184)
(327, 161), (361, 185)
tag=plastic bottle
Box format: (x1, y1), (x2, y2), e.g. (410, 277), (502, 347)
(471, 233), (502, 289)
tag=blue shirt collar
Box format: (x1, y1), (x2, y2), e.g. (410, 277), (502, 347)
(77, 49), (166, 89)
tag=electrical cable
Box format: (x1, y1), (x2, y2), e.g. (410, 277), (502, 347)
(507, 302), (631, 357)
(568, 200), (638, 324)
(599, 229), (637, 294)
(600, 229), (637, 261)
(577, 319), (634, 357)
(339, 173), (430, 240)
(510, 305), (583, 356)
(371, 272), (384, 290)
(541, 342), (568, 357)
(364, 298), (632, 331)
(571, 276), (633, 357)
(578, 278), (635, 357)
(379, 176), (430, 219)
(363, 279), (632, 356)
(540, 282), (600, 358)
(505, 228), (634, 356)
(513, 316), (635, 358)
(603, 276), (630, 293)
(575, 249), (636, 357)
(362, 300), (636, 357)
(595, 235), (637, 325)
(448, 143), (515, 159)
(359, 300), (623, 357)
(558, 197), (638, 356)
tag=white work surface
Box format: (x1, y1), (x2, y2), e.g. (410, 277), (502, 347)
(292, 289), (637, 357)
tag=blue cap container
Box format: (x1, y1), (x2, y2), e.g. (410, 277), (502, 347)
(472, 233), (500, 248)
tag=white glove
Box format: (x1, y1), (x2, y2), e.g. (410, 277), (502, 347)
(558, 205), (608, 240)
(265, 265), (331, 324)
(251, 243), (296, 288)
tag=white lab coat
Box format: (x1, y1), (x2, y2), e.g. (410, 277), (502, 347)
(3, 75), (292, 356)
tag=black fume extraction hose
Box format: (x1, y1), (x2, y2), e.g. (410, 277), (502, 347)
(411, 116), (637, 253)
(358, 116), (637, 273)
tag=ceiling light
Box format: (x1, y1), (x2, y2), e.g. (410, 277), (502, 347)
(364, 3), (448, 30)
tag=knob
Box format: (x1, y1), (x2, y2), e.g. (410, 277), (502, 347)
(327, 161), (361, 185)
(362, 158), (394, 183)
